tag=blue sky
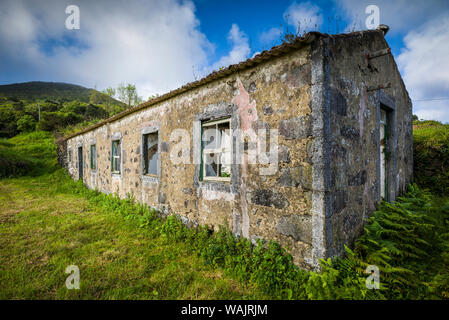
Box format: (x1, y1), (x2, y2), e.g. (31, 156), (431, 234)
(0, 0), (448, 121)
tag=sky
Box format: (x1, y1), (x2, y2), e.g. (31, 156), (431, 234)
(0, 0), (448, 122)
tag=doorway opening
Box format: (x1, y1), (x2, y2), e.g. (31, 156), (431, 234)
(379, 103), (395, 201)
(380, 109), (388, 199)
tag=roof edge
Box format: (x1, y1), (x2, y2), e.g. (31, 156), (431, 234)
(64, 29), (382, 140)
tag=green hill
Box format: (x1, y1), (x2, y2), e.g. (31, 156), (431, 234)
(0, 82), (126, 138)
(0, 81), (122, 105)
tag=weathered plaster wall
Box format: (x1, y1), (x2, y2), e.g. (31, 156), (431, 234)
(322, 32), (413, 258)
(65, 46), (317, 268)
(62, 30), (413, 268)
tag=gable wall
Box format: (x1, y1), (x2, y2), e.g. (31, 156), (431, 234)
(322, 32), (414, 258)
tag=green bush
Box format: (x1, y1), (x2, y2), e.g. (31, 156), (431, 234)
(17, 114), (36, 132)
(0, 131), (57, 178)
(36, 111), (83, 131)
(55, 162), (447, 299)
(413, 120), (449, 194)
(352, 185), (449, 298)
(0, 147), (35, 178)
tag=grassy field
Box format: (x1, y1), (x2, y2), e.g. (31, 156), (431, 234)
(0, 132), (262, 299)
(413, 120), (449, 194)
(0, 173), (261, 299)
(0, 127), (448, 300)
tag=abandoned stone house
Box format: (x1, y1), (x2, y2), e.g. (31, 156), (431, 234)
(60, 27), (413, 270)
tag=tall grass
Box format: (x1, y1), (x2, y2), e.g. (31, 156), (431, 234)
(44, 167), (449, 299)
(0, 131), (57, 178)
(1, 129), (448, 299)
(413, 120), (449, 194)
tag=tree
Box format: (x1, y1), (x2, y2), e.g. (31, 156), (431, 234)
(0, 104), (18, 137)
(117, 83), (142, 108)
(17, 115), (36, 132)
(84, 104), (109, 120)
(102, 87), (116, 98)
(89, 89), (101, 104)
(61, 100), (87, 114)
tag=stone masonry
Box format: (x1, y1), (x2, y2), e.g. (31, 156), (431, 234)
(60, 28), (413, 270)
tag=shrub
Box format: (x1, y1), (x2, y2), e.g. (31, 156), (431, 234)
(17, 114), (36, 132)
(413, 120), (449, 194)
(0, 131), (57, 178)
(0, 147), (35, 178)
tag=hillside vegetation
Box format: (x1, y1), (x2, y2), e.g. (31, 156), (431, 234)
(413, 120), (449, 194)
(0, 82), (119, 104)
(0, 82), (126, 138)
(0, 121), (448, 299)
(0, 132), (57, 178)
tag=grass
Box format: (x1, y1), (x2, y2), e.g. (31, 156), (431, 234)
(0, 132), (262, 299)
(0, 173), (260, 299)
(0, 131), (57, 178)
(1, 130), (448, 300)
(413, 120), (449, 194)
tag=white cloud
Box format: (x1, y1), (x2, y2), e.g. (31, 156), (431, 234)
(210, 24), (250, 71)
(284, 2), (323, 34)
(397, 14), (449, 122)
(336, 0), (449, 33)
(259, 27), (283, 46)
(413, 101), (449, 123)
(0, 0), (218, 100)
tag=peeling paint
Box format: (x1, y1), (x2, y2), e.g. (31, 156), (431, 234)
(231, 77), (258, 239)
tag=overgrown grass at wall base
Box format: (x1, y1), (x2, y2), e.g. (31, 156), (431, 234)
(56, 166), (448, 299)
(47, 169), (378, 299)
(2, 130), (448, 299)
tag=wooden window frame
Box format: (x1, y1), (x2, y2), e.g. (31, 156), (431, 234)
(90, 144), (97, 171)
(201, 117), (232, 182)
(142, 131), (159, 177)
(111, 139), (121, 174)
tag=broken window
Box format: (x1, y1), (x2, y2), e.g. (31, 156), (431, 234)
(143, 132), (158, 176)
(111, 140), (121, 174)
(90, 144), (97, 171)
(201, 118), (231, 181)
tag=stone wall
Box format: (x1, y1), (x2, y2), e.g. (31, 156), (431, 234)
(62, 30), (413, 269)
(321, 31), (413, 258)
(64, 45), (317, 269)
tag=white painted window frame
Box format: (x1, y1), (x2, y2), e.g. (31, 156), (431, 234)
(143, 131), (159, 177)
(201, 117), (232, 182)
